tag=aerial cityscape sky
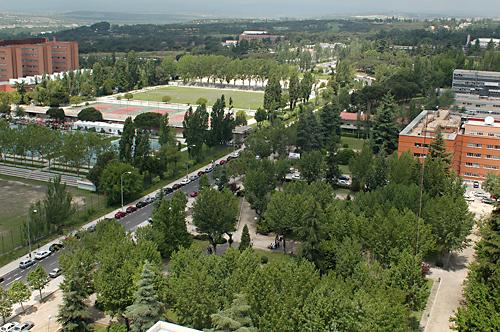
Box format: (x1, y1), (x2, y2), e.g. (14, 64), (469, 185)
(1, 0), (500, 17)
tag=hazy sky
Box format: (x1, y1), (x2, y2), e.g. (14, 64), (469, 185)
(1, 0), (500, 17)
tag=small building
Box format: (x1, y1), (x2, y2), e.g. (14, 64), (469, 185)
(232, 125), (253, 145)
(222, 40), (238, 47)
(72, 120), (123, 135)
(340, 111), (368, 134)
(147, 321), (201, 332)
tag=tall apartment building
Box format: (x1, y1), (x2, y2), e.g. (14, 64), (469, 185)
(452, 69), (500, 114)
(398, 109), (500, 181)
(0, 37), (78, 82)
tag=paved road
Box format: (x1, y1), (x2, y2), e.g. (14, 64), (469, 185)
(0, 160), (218, 288)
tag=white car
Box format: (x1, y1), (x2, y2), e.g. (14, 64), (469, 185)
(464, 194), (474, 202)
(13, 321), (34, 331)
(291, 173), (301, 180)
(49, 268), (61, 278)
(230, 151), (240, 158)
(180, 178), (191, 185)
(34, 250), (51, 260)
(1, 323), (18, 332)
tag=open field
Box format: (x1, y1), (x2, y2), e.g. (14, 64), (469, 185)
(0, 175), (107, 262)
(133, 86), (264, 110)
(340, 136), (366, 151)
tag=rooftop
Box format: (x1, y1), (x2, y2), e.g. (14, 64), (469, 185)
(401, 109), (461, 139)
(147, 321), (201, 332)
(241, 31), (269, 35)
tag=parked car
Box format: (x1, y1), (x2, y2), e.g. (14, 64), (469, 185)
(126, 206), (137, 213)
(163, 187), (174, 195)
(13, 321), (34, 331)
(197, 170), (205, 177)
(34, 250), (51, 260)
(135, 200), (147, 208)
(144, 197), (155, 204)
(19, 259), (35, 269)
(49, 268), (62, 278)
(219, 159), (227, 165)
(1, 323), (18, 332)
(0, 276), (4, 283)
(172, 183), (182, 190)
(49, 243), (64, 252)
(189, 191), (199, 198)
(189, 174), (199, 181)
(482, 197), (496, 204)
(463, 194), (474, 202)
(87, 225), (96, 232)
(204, 165), (214, 173)
(473, 181), (480, 189)
(180, 178), (191, 185)
(114, 211), (127, 219)
(230, 151), (240, 159)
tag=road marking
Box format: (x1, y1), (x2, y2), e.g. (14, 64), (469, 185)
(14, 276), (22, 281)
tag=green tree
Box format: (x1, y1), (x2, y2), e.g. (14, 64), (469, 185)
(299, 150), (325, 183)
(239, 225), (251, 251)
(119, 117), (135, 163)
(124, 93), (133, 100)
(264, 75), (282, 112)
(193, 188), (239, 253)
(183, 105), (209, 159)
(7, 281), (30, 312)
(0, 288), (12, 324)
(162, 95), (172, 103)
(27, 265), (49, 302)
(300, 72), (314, 102)
(296, 108), (321, 152)
(126, 261), (163, 332)
(158, 114), (170, 146)
(46, 107), (65, 121)
(371, 93), (399, 155)
(325, 143), (341, 185)
(243, 164), (275, 215)
(319, 102), (341, 146)
(288, 73), (301, 110)
(43, 175), (75, 231)
(151, 191), (191, 258)
(88, 151), (117, 189)
(57, 274), (91, 332)
(209, 294), (257, 332)
(134, 112), (162, 130)
(234, 110), (247, 126)
(99, 161), (143, 205)
(77, 107), (103, 121)
(254, 108), (267, 124)
(196, 97), (208, 106)
(133, 129), (151, 172)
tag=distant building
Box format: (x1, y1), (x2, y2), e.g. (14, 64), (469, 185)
(398, 109), (500, 181)
(470, 38), (500, 49)
(73, 121), (124, 135)
(0, 37), (79, 82)
(239, 31), (281, 43)
(452, 69), (500, 113)
(340, 111), (369, 134)
(232, 125), (253, 146)
(222, 40), (238, 47)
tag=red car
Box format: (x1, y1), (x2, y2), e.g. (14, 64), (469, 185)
(114, 211), (127, 219)
(126, 206), (137, 213)
(198, 170), (205, 177)
(219, 159), (226, 165)
(190, 191), (199, 198)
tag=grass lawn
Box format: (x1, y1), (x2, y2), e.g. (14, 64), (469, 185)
(339, 164), (350, 174)
(340, 136), (366, 151)
(133, 86), (264, 110)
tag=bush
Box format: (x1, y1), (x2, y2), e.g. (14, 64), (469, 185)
(77, 107), (103, 122)
(342, 143), (349, 149)
(196, 97), (208, 106)
(162, 95), (172, 103)
(260, 256), (269, 264)
(337, 149), (355, 165)
(46, 107), (65, 121)
(134, 112), (162, 130)
(123, 93), (133, 100)
(109, 322), (127, 332)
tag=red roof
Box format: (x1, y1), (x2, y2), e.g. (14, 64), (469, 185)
(340, 112), (358, 121)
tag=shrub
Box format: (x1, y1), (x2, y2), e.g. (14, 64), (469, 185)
(337, 149), (355, 165)
(46, 107), (65, 121)
(260, 256), (269, 264)
(77, 107), (103, 122)
(196, 97), (208, 106)
(162, 95), (172, 103)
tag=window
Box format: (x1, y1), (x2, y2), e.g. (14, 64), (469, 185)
(467, 143), (482, 148)
(487, 144), (494, 149)
(465, 172), (480, 177)
(484, 165), (499, 170)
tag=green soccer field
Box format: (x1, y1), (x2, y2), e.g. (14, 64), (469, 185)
(133, 86), (264, 110)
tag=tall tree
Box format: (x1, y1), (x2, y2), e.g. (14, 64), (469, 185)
(158, 114), (170, 146)
(133, 129), (151, 172)
(371, 93), (399, 155)
(319, 102), (341, 146)
(43, 175), (75, 231)
(325, 142), (341, 185)
(299, 151), (325, 184)
(264, 75), (282, 112)
(57, 274), (91, 332)
(209, 294), (257, 332)
(300, 72), (314, 102)
(126, 262), (163, 332)
(288, 73), (301, 110)
(151, 191), (191, 258)
(0, 288), (12, 324)
(119, 117), (135, 163)
(27, 265), (49, 302)
(296, 108), (322, 152)
(99, 161), (143, 205)
(193, 188), (239, 253)
(183, 105), (209, 159)
(239, 225), (251, 252)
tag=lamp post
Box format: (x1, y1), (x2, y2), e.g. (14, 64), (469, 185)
(47, 315), (51, 332)
(121, 171), (132, 212)
(27, 209), (37, 259)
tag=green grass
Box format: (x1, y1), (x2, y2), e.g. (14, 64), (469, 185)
(340, 136), (366, 151)
(133, 86), (264, 110)
(339, 164), (350, 175)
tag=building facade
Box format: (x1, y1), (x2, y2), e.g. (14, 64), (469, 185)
(239, 31), (281, 43)
(0, 37), (78, 82)
(452, 69), (500, 114)
(398, 109), (500, 181)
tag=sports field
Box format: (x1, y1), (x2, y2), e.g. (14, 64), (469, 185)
(133, 86), (264, 110)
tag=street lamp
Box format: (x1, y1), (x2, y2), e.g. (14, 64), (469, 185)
(27, 209), (37, 259)
(47, 315), (51, 332)
(121, 171), (132, 212)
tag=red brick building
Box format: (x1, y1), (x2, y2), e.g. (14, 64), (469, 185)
(398, 109), (500, 181)
(0, 37), (79, 82)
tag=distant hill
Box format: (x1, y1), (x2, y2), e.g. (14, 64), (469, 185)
(57, 11), (202, 24)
